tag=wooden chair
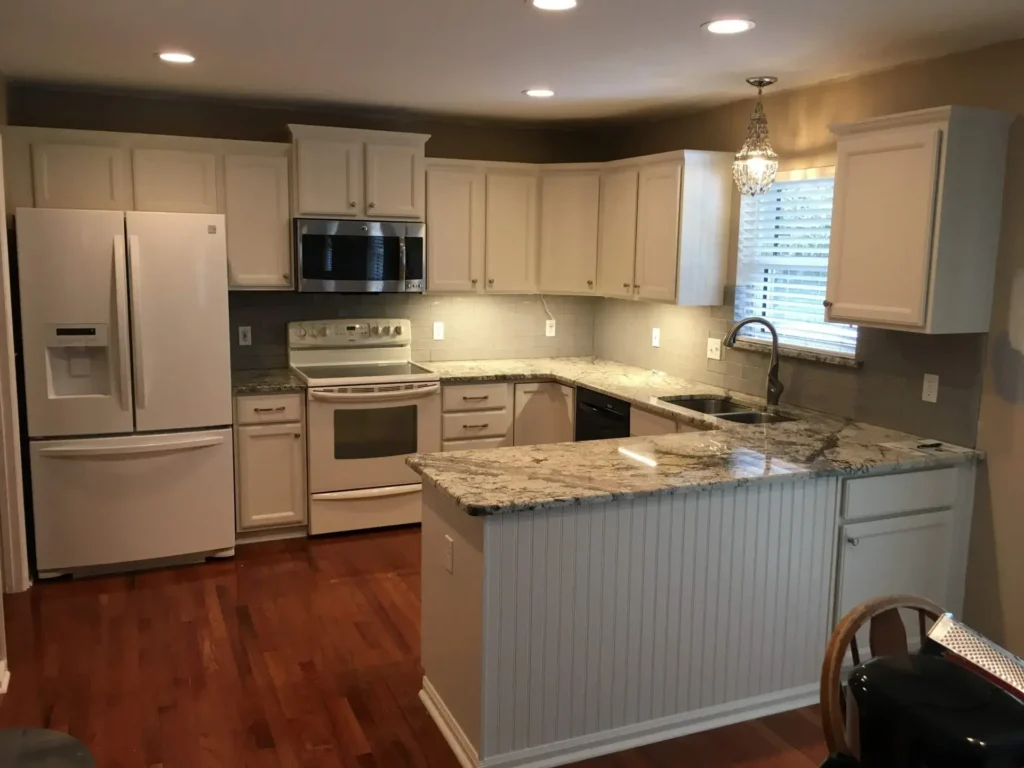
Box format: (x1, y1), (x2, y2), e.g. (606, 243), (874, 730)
(820, 594), (946, 757)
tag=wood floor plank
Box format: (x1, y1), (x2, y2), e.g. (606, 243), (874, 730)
(0, 529), (827, 768)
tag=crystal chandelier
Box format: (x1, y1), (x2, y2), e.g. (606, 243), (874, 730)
(733, 76), (779, 196)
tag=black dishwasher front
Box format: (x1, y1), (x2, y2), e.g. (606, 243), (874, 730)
(575, 386), (630, 442)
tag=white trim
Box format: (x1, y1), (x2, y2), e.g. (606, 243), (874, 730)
(420, 677), (479, 768)
(777, 165), (836, 182)
(421, 676), (816, 768)
(234, 525), (309, 546)
(0, 660), (9, 694)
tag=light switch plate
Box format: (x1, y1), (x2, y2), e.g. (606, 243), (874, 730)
(238, 326), (252, 346)
(546, 319), (557, 337)
(707, 337), (722, 361)
(433, 321), (445, 341)
(652, 327), (660, 348)
(922, 373), (939, 403)
(444, 534), (454, 574)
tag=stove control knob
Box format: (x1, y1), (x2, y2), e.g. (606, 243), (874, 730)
(394, 325), (403, 336)
(297, 328), (307, 339)
(317, 326), (328, 338)
(381, 325), (391, 336)
(370, 324), (380, 335)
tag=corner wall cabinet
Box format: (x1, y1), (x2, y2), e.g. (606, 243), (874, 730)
(538, 170), (600, 295)
(826, 106), (1012, 333)
(426, 165), (486, 293)
(290, 125), (429, 221)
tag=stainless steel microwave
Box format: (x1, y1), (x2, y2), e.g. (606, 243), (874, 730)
(294, 219), (425, 293)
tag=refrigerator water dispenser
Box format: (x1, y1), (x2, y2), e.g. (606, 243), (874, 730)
(45, 324), (111, 398)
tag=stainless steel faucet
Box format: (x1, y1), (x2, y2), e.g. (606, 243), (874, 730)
(723, 317), (784, 406)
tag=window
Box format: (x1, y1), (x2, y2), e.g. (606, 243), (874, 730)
(734, 168), (858, 358)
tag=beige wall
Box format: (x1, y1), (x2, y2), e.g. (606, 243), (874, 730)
(601, 38), (1024, 651)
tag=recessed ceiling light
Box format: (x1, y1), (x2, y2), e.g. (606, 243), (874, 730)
(158, 51), (196, 64)
(523, 89), (555, 98)
(529, 0), (577, 10)
(702, 18), (756, 34)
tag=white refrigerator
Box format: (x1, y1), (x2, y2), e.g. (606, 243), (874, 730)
(16, 208), (235, 576)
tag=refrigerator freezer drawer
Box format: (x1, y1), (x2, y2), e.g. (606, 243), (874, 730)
(30, 428), (235, 574)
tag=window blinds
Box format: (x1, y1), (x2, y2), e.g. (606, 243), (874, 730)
(734, 172), (858, 357)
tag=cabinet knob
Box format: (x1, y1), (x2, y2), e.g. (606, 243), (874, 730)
(368, 202), (376, 209)
(846, 536), (860, 547)
(823, 300), (833, 308)
(349, 201), (357, 208)
(282, 273), (289, 280)
(488, 278), (495, 285)
(471, 278), (478, 285)
(623, 282), (630, 289)
(294, 433), (301, 439)
(587, 280), (594, 287)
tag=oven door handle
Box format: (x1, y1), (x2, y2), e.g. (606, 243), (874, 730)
(316, 485), (422, 501)
(309, 383), (440, 403)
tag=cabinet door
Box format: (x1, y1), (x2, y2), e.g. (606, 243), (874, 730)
(225, 154), (292, 289)
(366, 143), (424, 219)
(538, 171), (600, 295)
(513, 383), (574, 446)
(485, 172), (538, 293)
(132, 149), (218, 213)
(826, 126), (941, 327)
(426, 166), (485, 292)
(837, 510), (954, 647)
(629, 407), (675, 437)
(31, 143), (128, 210)
(295, 139), (362, 216)
(237, 422), (307, 530)
(635, 161), (682, 302)
(597, 168), (639, 298)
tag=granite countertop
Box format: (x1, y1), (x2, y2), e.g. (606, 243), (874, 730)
(408, 357), (982, 516)
(232, 368), (306, 395)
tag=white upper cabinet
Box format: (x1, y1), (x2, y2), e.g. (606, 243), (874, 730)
(224, 154), (292, 289)
(294, 138), (362, 217)
(826, 106), (1012, 334)
(485, 170), (538, 293)
(366, 142), (424, 218)
(132, 149), (218, 213)
(31, 143), (129, 210)
(596, 167), (639, 298)
(538, 170), (600, 295)
(426, 164), (485, 293)
(635, 160), (683, 302)
(289, 125), (429, 220)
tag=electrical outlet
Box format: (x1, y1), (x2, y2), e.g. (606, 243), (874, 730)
(707, 337), (722, 361)
(545, 318), (557, 337)
(652, 327), (661, 348)
(444, 534), (454, 574)
(238, 326), (252, 346)
(922, 373), (939, 403)
(433, 321), (445, 341)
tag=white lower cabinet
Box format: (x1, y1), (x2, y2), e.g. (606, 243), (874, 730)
(513, 382), (574, 446)
(235, 396), (307, 530)
(629, 406), (676, 436)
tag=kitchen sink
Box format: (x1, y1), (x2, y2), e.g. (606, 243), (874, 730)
(715, 411), (797, 425)
(657, 395), (754, 415)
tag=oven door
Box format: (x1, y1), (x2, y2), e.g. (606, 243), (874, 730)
(295, 219), (425, 293)
(307, 381), (441, 493)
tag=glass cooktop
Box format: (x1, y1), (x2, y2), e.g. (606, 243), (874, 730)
(296, 362), (433, 381)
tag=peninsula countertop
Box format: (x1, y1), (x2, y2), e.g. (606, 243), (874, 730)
(407, 357), (981, 515)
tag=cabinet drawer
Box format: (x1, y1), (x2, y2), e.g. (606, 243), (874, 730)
(842, 468), (958, 519)
(443, 436), (513, 452)
(442, 383), (511, 412)
(235, 394), (303, 425)
(443, 410), (512, 440)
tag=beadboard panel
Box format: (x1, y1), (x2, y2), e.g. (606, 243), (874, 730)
(479, 478), (839, 760)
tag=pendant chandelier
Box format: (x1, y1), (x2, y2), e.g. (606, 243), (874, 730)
(733, 76), (779, 196)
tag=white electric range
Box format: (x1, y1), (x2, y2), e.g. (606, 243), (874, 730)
(289, 318), (440, 535)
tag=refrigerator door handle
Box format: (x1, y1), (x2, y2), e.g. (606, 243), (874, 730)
(113, 235), (132, 412)
(38, 434), (226, 459)
(128, 234), (147, 410)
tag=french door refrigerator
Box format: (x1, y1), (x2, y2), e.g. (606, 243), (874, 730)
(16, 208), (235, 576)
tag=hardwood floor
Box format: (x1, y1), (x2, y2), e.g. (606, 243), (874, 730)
(0, 529), (828, 767)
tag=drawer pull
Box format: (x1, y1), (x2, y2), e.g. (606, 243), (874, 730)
(847, 537), (860, 547)
(254, 406), (287, 413)
(294, 433), (301, 439)
(463, 423), (489, 429)
(463, 395), (490, 401)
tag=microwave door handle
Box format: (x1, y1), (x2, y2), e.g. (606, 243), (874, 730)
(398, 235), (407, 290)
(309, 383), (440, 403)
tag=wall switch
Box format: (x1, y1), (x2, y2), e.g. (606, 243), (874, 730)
(922, 374), (939, 403)
(546, 319), (557, 337)
(238, 326), (252, 346)
(444, 534), (454, 574)
(652, 327), (661, 348)
(707, 337), (722, 361)
(433, 321), (445, 341)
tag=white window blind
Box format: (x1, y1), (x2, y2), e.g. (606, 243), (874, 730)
(734, 169), (858, 357)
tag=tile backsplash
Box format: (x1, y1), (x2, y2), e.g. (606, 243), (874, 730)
(229, 292), (598, 371)
(594, 294), (986, 447)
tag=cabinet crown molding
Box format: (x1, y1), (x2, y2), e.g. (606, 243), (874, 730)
(288, 123), (430, 146)
(829, 105), (1013, 137)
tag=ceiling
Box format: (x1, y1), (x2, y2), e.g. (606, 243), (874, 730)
(2, 0), (1024, 121)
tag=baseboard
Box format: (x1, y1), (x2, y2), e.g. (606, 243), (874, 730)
(420, 677), (480, 768)
(234, 526), (309, 546)
(0, 660), (11, 694)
